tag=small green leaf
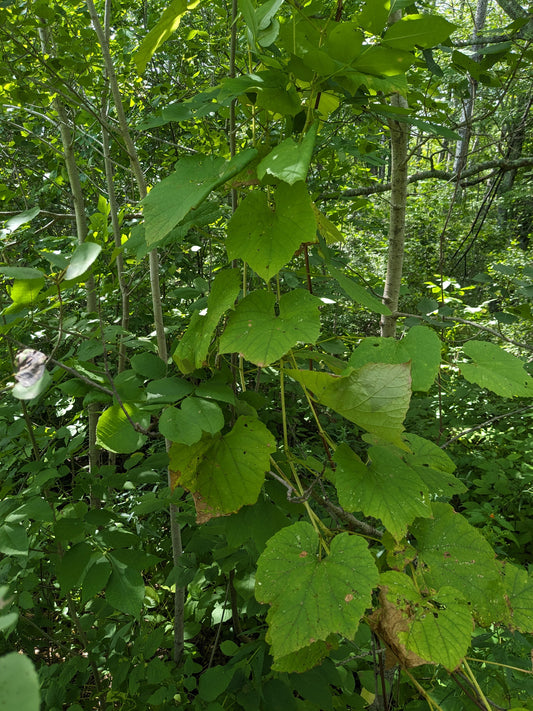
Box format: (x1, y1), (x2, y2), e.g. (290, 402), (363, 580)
(96, 404), (149, 454)
(255, 522), (379, 661)
(144, 151), (256, 247)
(257, 123), (317, 184)
(219, 289), (321, 367)
(0, 266), (44, 280)
(226, 182), (316, 281)
(65, 242), (102, 281)
(81, 556), (112, 603)
(334, 444), (431, 541)
(131, 352), (167, 379)
(356, 0), (390, 35)
(460, 341), (533, 397)
(5, 206), (40, 232)
(135, 0), (199, 73)
(106, 555), (145, 617)
(146, 377), (194, 403)
(160, 397), (223, 444)
(287, 363), (411, 446)
(328, 265), (390, 315)
(173, 269), (241, 374)
(56, 542), (93, 591)
(0, 653), (40, 711)
(0, 523), (29, 556)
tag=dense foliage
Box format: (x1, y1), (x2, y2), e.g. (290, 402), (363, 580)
(1, 0), (532, 709)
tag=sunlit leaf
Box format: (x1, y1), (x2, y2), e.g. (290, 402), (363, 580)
(460, 341), (533, 398)
(64, 242), (102, 281)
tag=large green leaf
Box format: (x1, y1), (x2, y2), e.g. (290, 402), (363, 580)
(226, 182), (316, 281)
(96, 404), (149, 454)
(4, 206), (40, 233)
(144, 151), (256, 247)
(349, 327), (441, 392)
(356, 0), (390, 35)
(378, 571), (472, 670)
(135, 0), (199, 73)
(169, 416), (275, 518)
(219, 289), (321, 367)
(287, 363), (411, 445)
(173, 269), (240, 374)
(257, 123), (317, 184)
(334, 444), (431, 541)
(382, 14), (455, 51)
(255, 522), (379, 662)
(411, 503), (508, 626)
(56, 541), (92, 591)
(0, 653), (40, 711)
(460, 341), (533, 397)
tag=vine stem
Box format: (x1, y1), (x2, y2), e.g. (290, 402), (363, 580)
(402, 669), (445, 711)
(462, 659), (493, 711)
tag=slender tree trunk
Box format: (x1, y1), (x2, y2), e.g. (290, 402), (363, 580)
(452, 0), (488, 179)
(38, 25), (100, 479)
(87, 0), (184, 663)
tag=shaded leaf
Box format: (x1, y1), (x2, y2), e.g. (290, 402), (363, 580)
(257, 123), (317, 184)
(0, 653), (39, 711)
(501, 562), (533, 633)
(106, 555), (145, 617)
(329, 265), (390, 315)
(65, 242), (102, 281)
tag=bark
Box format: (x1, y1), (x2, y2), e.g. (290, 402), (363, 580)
(380, 91), (409, 337)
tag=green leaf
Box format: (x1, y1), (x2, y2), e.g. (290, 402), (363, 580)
(219, 289), (321, 367)
(173, 269), (241, 374)
(334, 444), (431, 541)
(131, 352), (167, 379)
(255, 522), (379, 661)
(501, 562), (533, 632)
(198, 666), (234, 702)
(460, 341), (533, 397)
(143, 151), (256, 247)
(287, 363), (411, 446)
(411, 503), (508, 626)
(56, 541), (92, 591)
(159, 397), (224, 444)
(352, 45), (414, 76)
(257, 123), (317, 184)
(0, 523), (28, 556)
(382, 14), (455, 50)
(106, 555), (145, 617)
(326, 22), (363, 63)
(356, 0), (390, 35)
(169, 416), (275, 517)
(378, 571), (472, 670)
(134, 0), (199, 73)
(81, 556), (112, 603)
(226, 182), (316, 281)
(328, 265), (390, 315)
(0, 266), (44, 280)
(5, 206), (40, 232)
(146, 376), (194, 403)
(348, 326), (441, 391)
(402, 433), (466, 498)
(96, 404), (149, 454)
(12, 369), (52, 401)
(64, 242), (102, 281)
(0, 653), (40, 711)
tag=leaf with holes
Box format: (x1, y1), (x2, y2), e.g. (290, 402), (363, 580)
(411, 503), (508, 626)
(255, 522), (379, 663)
(219, 289), (321, 367)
